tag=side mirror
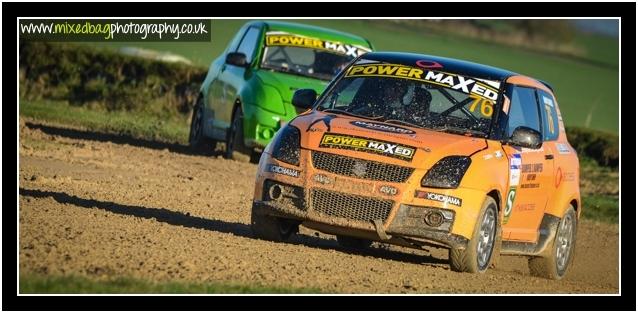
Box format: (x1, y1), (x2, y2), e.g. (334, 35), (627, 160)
(507, 126), (542, 149)
(292, 89), (317, 110)
(225, 52), (248, 67)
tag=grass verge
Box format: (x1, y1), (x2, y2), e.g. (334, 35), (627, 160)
(20, 99), (189, 145)
(20, 273), (322, 294)
(580, 194), (619, 224)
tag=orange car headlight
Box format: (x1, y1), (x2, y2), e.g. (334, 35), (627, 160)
(271, 124), (301, 166)
(421, 156), (471, 189)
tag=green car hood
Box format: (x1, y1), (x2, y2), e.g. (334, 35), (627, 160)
(255, 70), (329, 111)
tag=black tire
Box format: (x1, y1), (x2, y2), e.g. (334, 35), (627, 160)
(336, 235), (372, 249)
(450, 196), (499, 273)
(250, 203), (298, 242)
(188, 98), (216, 154)
(528, 206), (577, 280)
(224, 106), (252, 160)
(249, 150), (262, 164)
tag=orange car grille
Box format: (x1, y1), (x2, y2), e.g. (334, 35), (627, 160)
(311, 151), (414, 183)
(311, 188), (394, 223)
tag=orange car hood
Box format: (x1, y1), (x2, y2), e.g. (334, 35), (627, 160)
(291, 111), (488, 170)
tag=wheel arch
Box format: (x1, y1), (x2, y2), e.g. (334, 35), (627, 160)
(487, 189), (502, 212)
(570, 198), (579, 219)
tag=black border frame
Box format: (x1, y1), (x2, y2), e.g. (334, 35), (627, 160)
(4, 2), (635, 311)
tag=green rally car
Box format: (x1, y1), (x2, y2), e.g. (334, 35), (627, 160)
(189, 21), (374, 160)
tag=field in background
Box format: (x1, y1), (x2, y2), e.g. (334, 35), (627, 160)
(87, 19), (619, 134)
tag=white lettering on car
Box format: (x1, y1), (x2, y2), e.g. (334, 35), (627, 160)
(452, 76), (475, 93)
(267, 164), (300, 178)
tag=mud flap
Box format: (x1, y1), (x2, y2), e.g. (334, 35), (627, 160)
(373, 219), (392, 240)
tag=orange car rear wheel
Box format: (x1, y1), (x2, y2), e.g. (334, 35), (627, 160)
(528, 205), (577, 280)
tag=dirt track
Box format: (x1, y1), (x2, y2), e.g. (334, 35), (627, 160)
(18, 119), (619, 293)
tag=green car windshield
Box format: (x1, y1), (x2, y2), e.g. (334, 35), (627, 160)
(317, 62), (503, 137)
(260, 31), (371, 81)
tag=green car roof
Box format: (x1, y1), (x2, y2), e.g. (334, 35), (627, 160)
(252, 20), (372, 48)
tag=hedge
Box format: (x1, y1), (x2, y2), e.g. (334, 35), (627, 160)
(565, 127), (619, 168)
(19, 41), (206, 116)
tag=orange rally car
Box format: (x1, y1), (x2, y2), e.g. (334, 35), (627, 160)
(251, 52), (580, 279)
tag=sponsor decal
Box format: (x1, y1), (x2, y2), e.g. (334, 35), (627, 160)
(350, 120), (416, 135)
(520, 183), (540, 189)
(504, 154), (523, 225)
(515, 203), (536, 212)
(504, 187), (517, 224)
(556, 143), (571, 154)
(563, 171), (576, 182)
(319, 133), (416, 161)
(521, 163), (543, 173)
(313, 174), (332, 184)
(509, 154), (522, 186)
(306, 114), (337, 132)
(344, 63), (501, 101)
(542, 96), (557, 135)
(415, 190), (462, 207)
(542, 96), (554, 107)
(379, 185), (398, 196)
(266, 164), (300, 178)
(416, 60), (443, 69)
(265, 32), (371, 57)
(484, 150), (504, 160)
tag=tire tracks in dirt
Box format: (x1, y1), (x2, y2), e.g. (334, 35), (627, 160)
(18, 119), (619, 293)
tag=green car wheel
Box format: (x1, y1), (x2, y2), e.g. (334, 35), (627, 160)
(189, 98), (216, 154)
(225, 107), (251, 160)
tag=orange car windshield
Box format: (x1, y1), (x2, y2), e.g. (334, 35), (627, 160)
(317, 63), (502, 137)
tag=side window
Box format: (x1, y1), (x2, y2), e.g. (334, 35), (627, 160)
(538, 90), (559, 141)
(235, 27), (261, 64)
(506, 86), (541, 137)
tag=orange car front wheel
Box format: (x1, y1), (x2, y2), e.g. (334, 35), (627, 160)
(449, 196), (499, 273)
(251, 202), (299, 242)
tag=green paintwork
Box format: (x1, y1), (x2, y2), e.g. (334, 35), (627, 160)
(198, 20), (374, 149)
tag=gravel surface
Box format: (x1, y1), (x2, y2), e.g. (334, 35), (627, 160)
(18, 119), (619, 293)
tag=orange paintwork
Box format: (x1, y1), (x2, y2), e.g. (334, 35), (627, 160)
(254, 74), (580, 249)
